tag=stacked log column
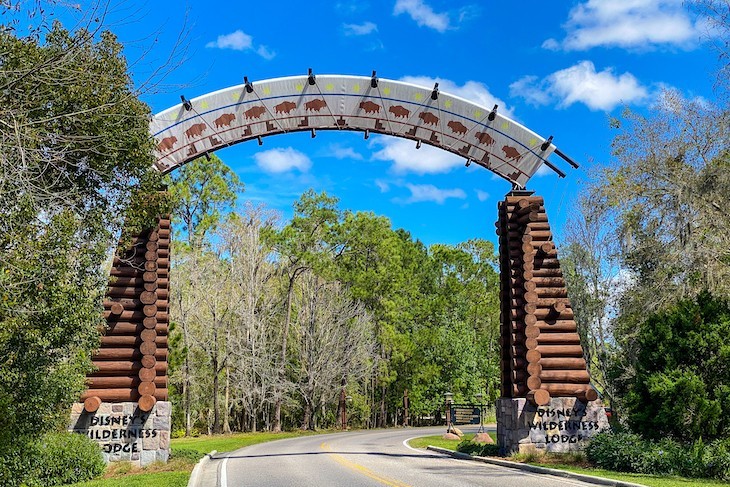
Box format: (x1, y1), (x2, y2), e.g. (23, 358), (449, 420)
(497, 194), (597, 406)
(81, 216), (170, 413)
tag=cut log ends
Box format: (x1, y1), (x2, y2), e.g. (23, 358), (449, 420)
(142, 271), (157, 283)
(527, 389), (551, 406)
(140, 341), (157, 356)
(138, 367), (156, 382)
(526, 362), (542, 377)
(140, 329), (156, 342)
(523, 291), (538, 304)
(109, 302), (124, 315)
(137, 381), (156, 397)
(141, 355), (157, 369)
(523, 281), (537, 292)
(84, 396), (102, 412)
(526, 375), (542, 390)
(526, 349), (541, 363)
(142, 305), (157, 317)
(538, 242), (553, 254)
(584, 388), (599, 402)
(138, 394), (156, 412)
(525, 325), (540, 339)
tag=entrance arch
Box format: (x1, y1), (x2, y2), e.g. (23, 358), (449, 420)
(150, 73), (561, 188)
(73, 73), (607, 463)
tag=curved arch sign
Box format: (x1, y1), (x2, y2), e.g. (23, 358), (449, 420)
(150, 74), (557, 188)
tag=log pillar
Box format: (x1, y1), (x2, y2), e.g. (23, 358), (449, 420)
(68, 215), (172, 466)
(495, 190), (607, 453)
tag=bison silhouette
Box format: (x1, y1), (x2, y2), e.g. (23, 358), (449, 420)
(447, 120), (467, 135)
(389, 105), (410, 118)
(275, 101), (297, 114)
(214, 113), (235, 128)
(185, 123), (206, 139)
(157, 136), (177, 152)
(305, 99), (327, 112)
(418, 111), (438, 126)
(475, 132), (495, 146)
(502, 145), (522, 162)
(244, 106), (266, 119)
(359, 101), (381, 114)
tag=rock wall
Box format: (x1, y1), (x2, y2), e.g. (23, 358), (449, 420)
(497, 397), (609, 454)
(68, 401), (171, 466)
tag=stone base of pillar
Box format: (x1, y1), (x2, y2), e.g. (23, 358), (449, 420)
(496, 397), (609, 455)
(68, 401), (171, 467)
